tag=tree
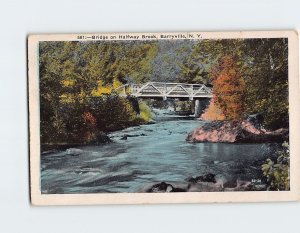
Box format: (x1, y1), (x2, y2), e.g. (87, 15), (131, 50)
(210, 56), (246, 120)
(150, 40), (194, 83)
(177, 60), (210, 85)
(201, 99), (225, 121)
(243, 38), (289, 129)
(39, 40), (157, 144)
(183, 38), (288, 129)
(178, 39), (245, 85)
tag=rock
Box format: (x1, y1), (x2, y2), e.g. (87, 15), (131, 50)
(186, 173), (221, 192)
(187, 173), (216, 183)
(188, 182), (223, 192)
(236, 179), (252, 188)
(90, 132), (112, 144)
(171, 187), (187, 192)
(149, 182), (173, 193)
(66, 148), (83, 156)
(120, 135), (128, 140)
(224, 180), (254, 191)
(145, 182), (188, 193)
(146, 120), (156, 125)
(41, 149), (58, 155)
(186, 120), (288, 143)
(139, 176), (267, 193)
(144, 129), (154, 132)
(120, 133), (147, 140)
(246, 113), (264, 130)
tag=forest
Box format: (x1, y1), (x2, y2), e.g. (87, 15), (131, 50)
(39, 38), (288, 145)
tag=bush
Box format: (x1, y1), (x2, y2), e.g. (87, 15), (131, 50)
(200, 99), (225, 121)
(40, 94), (143, 144)
(138, 101), (152, 122)
(261, 142), (290, 190)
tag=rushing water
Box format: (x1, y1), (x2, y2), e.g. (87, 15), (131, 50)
(41, 111), (273, 194)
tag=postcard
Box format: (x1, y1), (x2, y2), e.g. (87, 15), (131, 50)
(28, 31), (300, 205)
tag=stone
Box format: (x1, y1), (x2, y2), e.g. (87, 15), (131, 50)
(90, 132), (112, 144)
(187, 173), (216, 183)
(144, 182), (188, 193)
(120, 135), (128, 140)
(149, 182), (171, 192)
(186, 120), (288, 143)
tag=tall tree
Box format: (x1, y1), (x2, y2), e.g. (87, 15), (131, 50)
(178, 39), (245, 85)
(150, 40), (194, 83)
(210, 56), (246, 120)
(243, 38), (288, 129)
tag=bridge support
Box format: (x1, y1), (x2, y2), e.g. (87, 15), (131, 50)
(194, 100), (201, 118)
(194, 99), (210, 118)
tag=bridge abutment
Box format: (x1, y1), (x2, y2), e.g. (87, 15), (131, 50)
(194, 98), (210, 118)
(194, 100), (201, 118)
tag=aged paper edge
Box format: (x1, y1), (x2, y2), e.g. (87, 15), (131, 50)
(28, 31), (300, 205)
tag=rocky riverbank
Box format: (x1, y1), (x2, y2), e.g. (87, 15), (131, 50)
(41, 132), (112, 153)
(186, 120), (288, 143)
(140, 173), (267, 192)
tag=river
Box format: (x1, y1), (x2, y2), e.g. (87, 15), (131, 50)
(41, 110), (273, 194)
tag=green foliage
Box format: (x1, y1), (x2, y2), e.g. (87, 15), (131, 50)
(39, 41), (157, 144)
(181, 39), (288, 129)
(88, 95), (137, 133)
(41, 95), (141, 144)
(138, 101), (152, 122)
(39, 38), (289, 145)
(177, 61), (210, 84)
(243, 39), (289, 130)
(174, 101), (192, 111)
(150, 40), (193, 83)
(262, 142), (290, 190)
(177, 39), (245, 85)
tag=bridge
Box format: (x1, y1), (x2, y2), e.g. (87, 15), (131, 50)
(116, 82), (212, 117)
(117, 82), (212, 100)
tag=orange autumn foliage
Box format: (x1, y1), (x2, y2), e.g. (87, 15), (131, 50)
(201, 99), (225, 121)
(82, 111), (97, 128)
(210, 56), (246, 120)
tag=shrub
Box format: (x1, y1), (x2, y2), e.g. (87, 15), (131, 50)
(40, 94), (144, 144)
(200, 99), (225, 121)
(261, 142), (290, 190)
(138, 101), (152, 122)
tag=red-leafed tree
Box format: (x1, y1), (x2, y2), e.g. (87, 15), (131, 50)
(210, 56), (246, 120)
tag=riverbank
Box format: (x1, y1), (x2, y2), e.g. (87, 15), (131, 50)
(140, 172), (267, 192)
(40, 117), (160, 154)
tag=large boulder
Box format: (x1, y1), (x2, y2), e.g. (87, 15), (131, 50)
(186, 120), (288, 143)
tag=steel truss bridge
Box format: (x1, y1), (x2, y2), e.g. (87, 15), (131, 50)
(116, 82), (212, 100)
